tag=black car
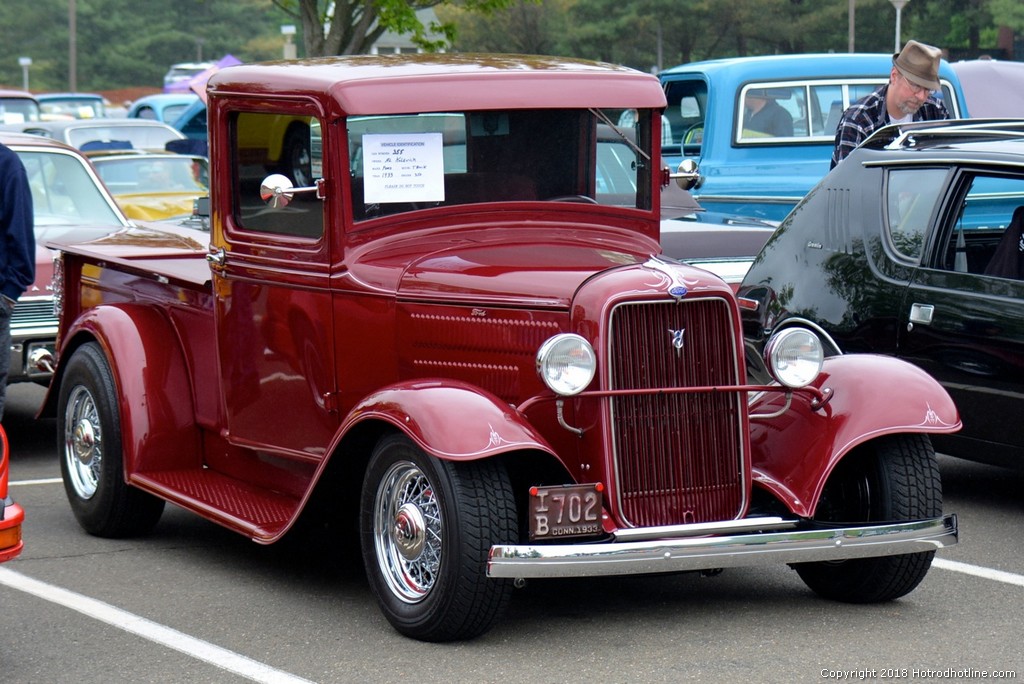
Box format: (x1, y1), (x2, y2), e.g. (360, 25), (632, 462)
(739, 119), (1024, 470)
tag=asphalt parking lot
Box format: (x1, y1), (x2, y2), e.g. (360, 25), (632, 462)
(2, 383), (1021, 683)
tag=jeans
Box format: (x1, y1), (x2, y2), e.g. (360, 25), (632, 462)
(0, 297), (12, 421)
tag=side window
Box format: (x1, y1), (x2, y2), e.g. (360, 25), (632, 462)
(886, 168), (947, 261)
(937, 174), (1024, 278)
(663, 80), (707, 150)
(739, 86), (799, 139)
(812, 84), (845, 138)
(231, 111), (324, 239)
(737, 81), (894, 143)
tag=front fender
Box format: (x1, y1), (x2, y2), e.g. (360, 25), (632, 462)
(339, 380), (557, 461)
(750, 354), (960, 518)
(45, 304), (200, 474)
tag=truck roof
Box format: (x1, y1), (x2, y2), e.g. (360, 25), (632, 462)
(207, 54), (667, 115)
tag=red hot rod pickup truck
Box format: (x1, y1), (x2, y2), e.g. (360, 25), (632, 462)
(40, 54), (960, 642)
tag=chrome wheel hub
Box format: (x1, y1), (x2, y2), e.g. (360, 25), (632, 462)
(373, 461), (442, 603)
(63, 386), (102, 499)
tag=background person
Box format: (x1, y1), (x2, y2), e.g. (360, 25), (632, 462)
(0, 142), (35, 421)
(831, 39), (949, 168)
(744, 90), (793, 137)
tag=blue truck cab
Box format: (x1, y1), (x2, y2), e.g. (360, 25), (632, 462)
(659, 53), (969, 222)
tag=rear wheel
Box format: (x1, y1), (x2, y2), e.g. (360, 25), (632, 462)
(360, 434), (516, 641)
(281, 125), (312, 187)
(58, 342), (165, 537)
(794, 434), (941, 602)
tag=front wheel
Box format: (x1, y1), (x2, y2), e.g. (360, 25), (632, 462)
(794, 434), (941, 603)
(360, 434), (517, 641)
(57, 342), (165, 537)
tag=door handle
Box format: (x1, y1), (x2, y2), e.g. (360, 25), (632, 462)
(206, 248), (226, 271)
(908, 302), (934, 330)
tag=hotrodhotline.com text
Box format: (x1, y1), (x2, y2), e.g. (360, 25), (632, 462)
(821, 669), (1017, 681)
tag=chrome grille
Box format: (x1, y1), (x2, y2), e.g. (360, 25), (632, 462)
(10, 296), (57, 332)
(608, 297), (745, 527)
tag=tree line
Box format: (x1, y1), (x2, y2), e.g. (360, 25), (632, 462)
(1, 0), (1020, 94)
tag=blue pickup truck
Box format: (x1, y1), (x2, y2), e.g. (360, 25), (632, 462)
(659, 53), (969, 222)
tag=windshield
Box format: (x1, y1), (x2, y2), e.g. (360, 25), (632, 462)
(94, 155), (209, 194)
(67, 124), (181, 151)
(1, 97), (41, 123)
(39, 97), (106, 120)
(17, 149), (125, 231)
(345, 108), (654, 222)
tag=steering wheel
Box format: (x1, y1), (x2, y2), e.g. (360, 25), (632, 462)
(683, 123), (704, 144)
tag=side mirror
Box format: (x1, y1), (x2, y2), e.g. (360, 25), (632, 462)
(671, 159), (702, 190)
(259, 173), (325, 208)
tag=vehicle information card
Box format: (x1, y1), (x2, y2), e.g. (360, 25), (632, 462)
(362, 132), (445, 204)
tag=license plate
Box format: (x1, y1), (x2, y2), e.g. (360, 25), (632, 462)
(528, 483), (603, 540)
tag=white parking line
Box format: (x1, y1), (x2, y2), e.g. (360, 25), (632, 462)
(933, 557), (1024, 587)
(0, 567), (315, 684)
(9, 477), (62, 486)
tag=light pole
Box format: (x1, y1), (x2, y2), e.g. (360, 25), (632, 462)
(281, 25), (297, 60)
(849, 0), (855, 53)
(69, 0), (77, 92)
(890, 0), (909, 53)
(18, 57), (32, 91)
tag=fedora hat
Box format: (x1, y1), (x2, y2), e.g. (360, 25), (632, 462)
(893, 39), (942, 91)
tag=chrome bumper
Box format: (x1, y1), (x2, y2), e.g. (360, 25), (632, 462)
(487, 514), (957, 579)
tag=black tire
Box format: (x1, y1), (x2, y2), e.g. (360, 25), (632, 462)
(57, 342), (165, 537)
(281, 125), (312, 187)
(794, 433), (941, 603)
(360, 433), (517, 642)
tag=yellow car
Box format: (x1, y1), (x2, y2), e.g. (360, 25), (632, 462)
(89, 150), (209, 221)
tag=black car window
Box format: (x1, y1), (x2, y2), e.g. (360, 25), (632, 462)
(937, 173), (1024, 278)
(886, 168), (947, 261)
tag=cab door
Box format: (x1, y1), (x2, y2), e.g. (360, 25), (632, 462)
(210, 104), (338, 460)
(897, 169), (1024, 467)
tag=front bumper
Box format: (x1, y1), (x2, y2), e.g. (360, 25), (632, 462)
(487, 514), (957, 579)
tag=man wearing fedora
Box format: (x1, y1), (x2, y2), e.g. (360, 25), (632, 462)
(830, 39), (949, 168)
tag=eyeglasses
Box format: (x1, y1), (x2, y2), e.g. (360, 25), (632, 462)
(899, 71), (932, 97)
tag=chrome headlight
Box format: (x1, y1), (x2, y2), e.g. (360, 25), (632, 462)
(764, 328), (823, 389)
(536, 333), (596, 396)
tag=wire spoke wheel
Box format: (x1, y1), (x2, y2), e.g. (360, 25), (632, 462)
(360, 433), (517, 641)
(63, 385), (103, 500)
(373, 460), (443, 602)
(57, 342), (164, 538)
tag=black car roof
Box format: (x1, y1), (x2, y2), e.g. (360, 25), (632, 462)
(861, 118), (1024, 155)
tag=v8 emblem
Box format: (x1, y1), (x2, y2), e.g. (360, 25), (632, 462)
(668, 328), (685, 355)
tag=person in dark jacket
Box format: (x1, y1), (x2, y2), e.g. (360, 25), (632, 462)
(831, 40), (950, 168)
(0, 142), (35, 421)
(744, 90), (794, 137)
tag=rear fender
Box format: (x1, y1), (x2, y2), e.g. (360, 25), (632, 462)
(45, 305), (200, 473)
(750, 354), (960, 518)
(338, 380), (557, 462)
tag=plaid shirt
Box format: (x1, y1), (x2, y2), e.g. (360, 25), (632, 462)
(830, 84), (949, 168)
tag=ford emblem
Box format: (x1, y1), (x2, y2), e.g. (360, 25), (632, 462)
(668, 285), (688, 301)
